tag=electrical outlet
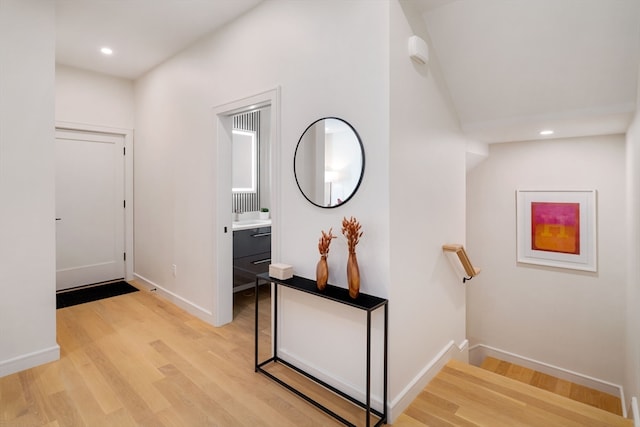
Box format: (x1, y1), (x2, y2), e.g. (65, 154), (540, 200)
(171, 264), (177, 277)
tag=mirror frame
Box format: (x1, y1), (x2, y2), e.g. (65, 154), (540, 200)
(293, 117), (365, 209)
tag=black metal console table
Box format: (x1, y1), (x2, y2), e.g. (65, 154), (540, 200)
(254, 273), (388, 427)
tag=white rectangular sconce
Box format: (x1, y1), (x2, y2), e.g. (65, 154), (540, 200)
(408, 35), (429, 64)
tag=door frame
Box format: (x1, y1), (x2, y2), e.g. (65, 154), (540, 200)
(213, 87), (281, 326)
(55, 121), (134, 283)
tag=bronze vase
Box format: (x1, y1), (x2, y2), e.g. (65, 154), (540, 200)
(347, 251), (360, 299)
(316, 255), (328, 291)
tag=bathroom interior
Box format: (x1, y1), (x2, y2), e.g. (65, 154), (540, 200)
(231, 108), (273, 294)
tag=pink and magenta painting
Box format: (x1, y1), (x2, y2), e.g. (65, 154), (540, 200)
(531, 202), (580, 255)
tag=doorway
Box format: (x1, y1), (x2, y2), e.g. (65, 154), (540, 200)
(213, 88), (280, 326)
(55, 125), (133, 291)
(231, 108), (272, 294)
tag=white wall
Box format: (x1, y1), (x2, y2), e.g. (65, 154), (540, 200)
(54, 65), (135, 283)
(388, 0), (468, 415)
(134, 0), (391, 408)
(134, 0), (467, 419)
(467, 135), (627, 386)
(55, 64), (134, 130)
(0, 0), (58, 376)
(134, 0), (390, 301)
(625, 71), (640, 409)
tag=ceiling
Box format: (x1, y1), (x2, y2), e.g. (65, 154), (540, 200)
(415, 0), (640, 143)
(55, 0), (262, 80)
(55, 0), (640, 144)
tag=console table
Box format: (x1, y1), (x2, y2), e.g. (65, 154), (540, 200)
(254, 273), (388, 427)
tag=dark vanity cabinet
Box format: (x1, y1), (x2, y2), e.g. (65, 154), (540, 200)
(233, 226), (271, 289)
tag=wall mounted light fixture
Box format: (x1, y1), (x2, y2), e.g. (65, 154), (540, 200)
(408, 35), (429, 64)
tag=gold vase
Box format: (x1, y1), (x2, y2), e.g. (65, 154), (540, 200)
(316, 255), (328, 291)
(347, 251), (360, 299)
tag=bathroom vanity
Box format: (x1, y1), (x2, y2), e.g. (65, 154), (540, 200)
(233, 221), (271, 291)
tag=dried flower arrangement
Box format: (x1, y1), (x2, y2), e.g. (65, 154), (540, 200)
(342, 216), (363, 298)
(318, 228), (336, 257)
(341, 216), (363, 254)
(316, 228), (336, 291)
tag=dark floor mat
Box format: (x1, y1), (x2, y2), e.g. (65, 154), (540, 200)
(56, 281), (138, 309)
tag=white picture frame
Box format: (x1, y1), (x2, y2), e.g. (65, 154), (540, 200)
(516, 190), (597, 272)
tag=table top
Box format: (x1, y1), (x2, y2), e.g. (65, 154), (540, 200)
(256, 273), (387, 311)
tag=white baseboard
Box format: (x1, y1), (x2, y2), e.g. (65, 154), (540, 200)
(388, 339), (469, 423)
(469, 343), (627, 418)
(277, 348), (386, 413)
(0, 345), (60, 378)
(133, 273), (216, 326)
(632, 396), (639, 426)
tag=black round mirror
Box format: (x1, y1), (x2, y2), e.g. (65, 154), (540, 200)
(294, 117), (365, 208)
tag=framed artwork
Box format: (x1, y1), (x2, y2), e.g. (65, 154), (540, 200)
(516, 190), (597, 272)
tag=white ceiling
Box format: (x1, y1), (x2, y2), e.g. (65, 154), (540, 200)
(54, 0), (640, 144)
(415, 0), (640, 143)
(55, 0), (262, 80)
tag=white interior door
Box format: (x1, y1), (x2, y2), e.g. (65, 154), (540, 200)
(55, 129), (125, 291)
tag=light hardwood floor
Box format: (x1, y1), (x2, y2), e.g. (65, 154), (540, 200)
(480, 356), (624, 416)
(393, 359), (633, 427)
(1, 284), (348, 426)
(1, 284), (634, 426)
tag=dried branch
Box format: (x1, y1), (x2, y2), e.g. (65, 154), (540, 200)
(341, 216), (363, 254)
(318, 228), (336, 257)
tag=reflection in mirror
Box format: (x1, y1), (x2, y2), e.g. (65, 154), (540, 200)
(294, 117), (364, 208)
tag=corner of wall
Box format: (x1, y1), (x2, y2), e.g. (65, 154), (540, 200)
(388, 339), (468, 423)
(466, 139), (489, 172)
(133, 274), (216, 325)
(626, 105), (640, 412)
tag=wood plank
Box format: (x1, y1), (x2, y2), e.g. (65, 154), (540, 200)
(553, 378), (573, 398)
(0, 283), (343, 426)
(445, 359), (632, 426)
(153, 363), (246, 426)
(480, 356), (624, 416)
(0, 369), (29, 421)
(92, 335), (171, 414)
(1, 284), (633, 427)
(65, 346), (124, 415)
(506, 362), (536, 384)
(437, 369), (586, 427)
(45, 391), (84, 427)
(80, 340), (163, 424)
(392, 413), (433, 427)
(402, 390), (477, 426)
(389, 358), (632, 426)
(16, 366), (57, 425)
(479, 355), (502, 372)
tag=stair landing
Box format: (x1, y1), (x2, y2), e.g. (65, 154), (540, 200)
(481, 356), (624, 416)
(393, 358), (633, 426)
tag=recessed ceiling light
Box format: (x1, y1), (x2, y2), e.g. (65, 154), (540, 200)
(100, 47), (113, 55)
(539, 130), (554, 136)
